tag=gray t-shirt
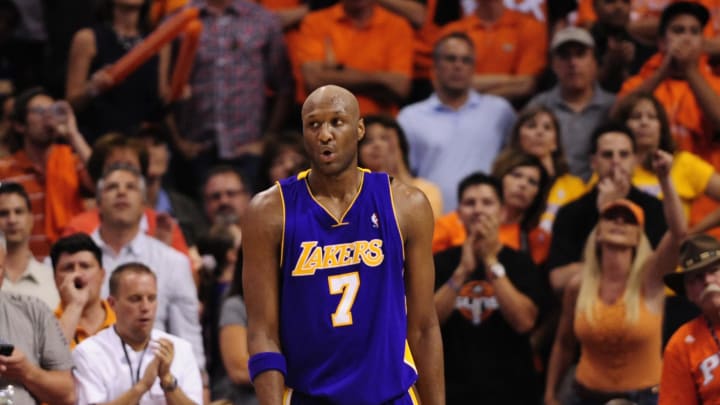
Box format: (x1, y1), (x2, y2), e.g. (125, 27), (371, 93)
(213, 295), (258, 405)
(0, 293), (73, 404)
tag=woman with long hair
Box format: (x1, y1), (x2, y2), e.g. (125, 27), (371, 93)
(65, 0), (167, 143)
(490, 149), (551, 266)
(544, 151), (686, 405)
(506, 104), (587, 233)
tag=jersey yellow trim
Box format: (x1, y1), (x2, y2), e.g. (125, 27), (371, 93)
(387, 174), (405, 260)
(296, 169), (310, 180)
(282, 387), (293, 405)
(303, 168), (366, 226)
(404, 339), (417, 374)
(408, 386), (420, 405)
(276, 182), (286, 268)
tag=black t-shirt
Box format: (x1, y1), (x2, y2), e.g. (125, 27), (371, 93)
(547, 186), (667, 272)
(434, 246), (547, 405)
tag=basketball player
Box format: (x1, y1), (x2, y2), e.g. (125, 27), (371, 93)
(241, 85), (445, 404)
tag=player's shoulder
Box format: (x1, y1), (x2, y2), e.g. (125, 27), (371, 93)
(244, 183), (284, 230)
(390, 177), (433, 220)
(249, 182), (283, 212)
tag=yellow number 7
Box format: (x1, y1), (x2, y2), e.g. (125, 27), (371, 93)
(328, 272), (360, 327)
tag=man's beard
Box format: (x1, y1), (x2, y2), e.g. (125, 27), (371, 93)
(214, 206), (239, 226)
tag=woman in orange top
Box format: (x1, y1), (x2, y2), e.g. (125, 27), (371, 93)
(491, 150), (552, 266)
(544, 151), (686, 405)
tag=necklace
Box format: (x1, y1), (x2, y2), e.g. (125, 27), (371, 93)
(111, 25), (141, 52)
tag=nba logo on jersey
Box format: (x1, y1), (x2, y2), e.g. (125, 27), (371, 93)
(371, 212), (379, 228)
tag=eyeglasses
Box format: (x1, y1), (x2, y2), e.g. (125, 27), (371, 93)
(438, 54), (475, 65)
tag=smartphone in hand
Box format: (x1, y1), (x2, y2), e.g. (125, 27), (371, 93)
(0, 344), (13, 356)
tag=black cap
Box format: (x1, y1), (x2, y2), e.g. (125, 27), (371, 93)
(659, 2), (710, 36)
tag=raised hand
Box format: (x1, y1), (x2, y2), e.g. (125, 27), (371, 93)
(652, 149), (673, 179)
(58, 274), (91, 309)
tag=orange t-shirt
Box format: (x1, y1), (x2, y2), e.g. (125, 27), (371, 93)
(438, 9), (547, 76)
(621, 53), (720, 236)
(0, 147), (84, 259)
(431, 211), (550, 265)
(294, 4), (414, 115)
(660, 316), (720, 405)
(62, 207), (190, 256)
(576, 0), (718, 38)
(619, 53), (720, 158)
(54, 300), (117, 349)
(575, 0), (669, 27)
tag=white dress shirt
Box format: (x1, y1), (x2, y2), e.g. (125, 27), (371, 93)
(73, 327), (203, 405)
(91, 230), (206, 369)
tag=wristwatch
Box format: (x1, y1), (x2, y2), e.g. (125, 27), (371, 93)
(489, 263), (506, 279)
(161, 375), (178, 393)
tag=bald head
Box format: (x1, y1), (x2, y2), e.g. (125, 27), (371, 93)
(302, 85), (360, 122)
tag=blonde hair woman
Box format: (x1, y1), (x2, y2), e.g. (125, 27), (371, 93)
(544, 150), (686, 405)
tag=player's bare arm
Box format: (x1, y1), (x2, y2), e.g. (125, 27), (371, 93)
(241, 185), (285, 405)
(393, 180), (446, 405)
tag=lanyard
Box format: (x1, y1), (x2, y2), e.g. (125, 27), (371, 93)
(116, 327), (148, 385)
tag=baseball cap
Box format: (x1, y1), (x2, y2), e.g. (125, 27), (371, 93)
(599, 199), (645, 228)
(659, 1), (709, 36)
(550, 27), (595, 53)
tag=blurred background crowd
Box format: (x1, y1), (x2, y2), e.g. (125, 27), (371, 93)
(2, 0), (720, 404)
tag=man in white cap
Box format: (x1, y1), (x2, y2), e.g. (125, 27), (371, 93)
(528, 26), (615, 182)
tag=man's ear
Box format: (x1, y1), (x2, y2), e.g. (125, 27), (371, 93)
(357, 118), (365, 142)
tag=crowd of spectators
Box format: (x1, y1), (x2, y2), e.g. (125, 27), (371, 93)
(3, 0), (720, 404)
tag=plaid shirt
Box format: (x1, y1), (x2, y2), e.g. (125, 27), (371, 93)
(177, 0), (292, 159)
